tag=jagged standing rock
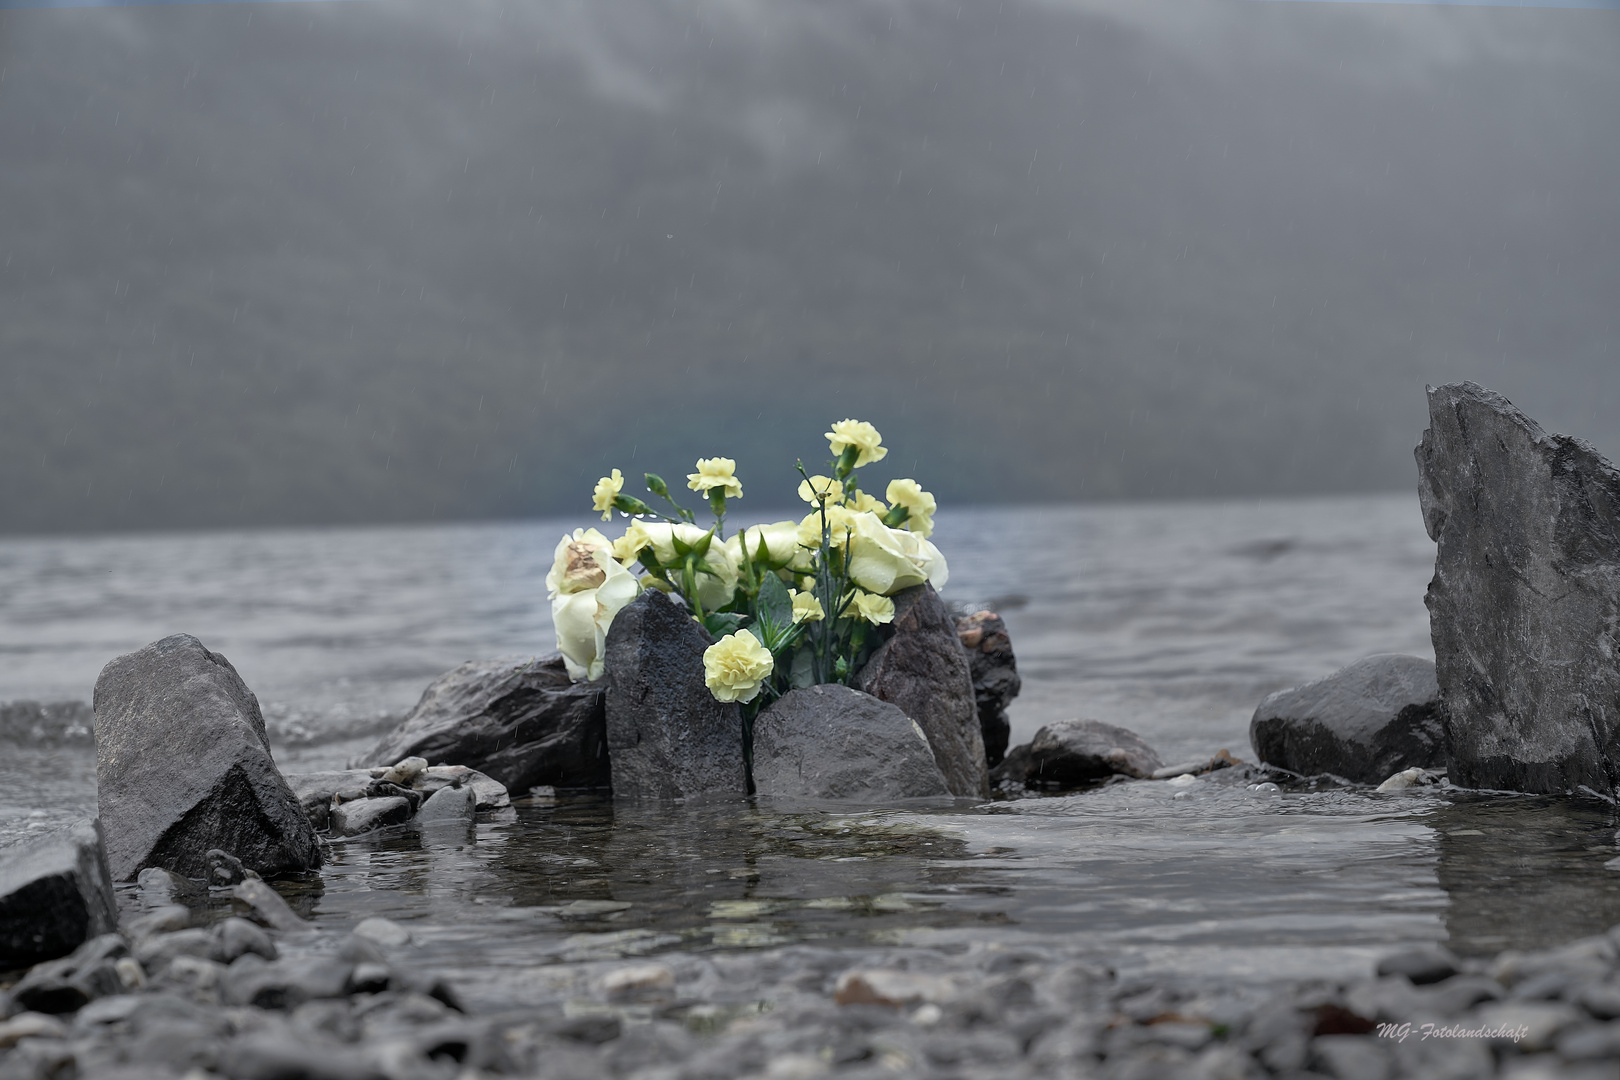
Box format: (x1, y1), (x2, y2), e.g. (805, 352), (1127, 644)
(1416, 381), (1620, 795)
(1249, 655), (1447, 785)
(956, 609), (1022, 769)
(92, 634), (320, 881)
(603, 590), (748, 799)
(857, 585), (989, 798)
(361, 654), (610, 793)
(752, 685), (951, 800)
(1026, 719), (1165, 787)
(0, 820), (118, 969)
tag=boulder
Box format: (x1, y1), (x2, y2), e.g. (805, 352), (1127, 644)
(93, 634), (319, 881)
(1026, 719), (1164, 787)
(856, 585), (989, 798)
(752, 685), (951, 801)
(1416, 382), (1620, 795)
(360, 654), (610, 794)
(603, 589), (748, 800)
(956, 610), (1022, 769)
(1250, 655), (1446, 783)
(0, 820), (118, 969)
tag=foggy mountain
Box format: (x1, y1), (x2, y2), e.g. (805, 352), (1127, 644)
(1, 0), (1616, 533)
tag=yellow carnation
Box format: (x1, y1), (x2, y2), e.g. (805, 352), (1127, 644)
(703, 631), (774, 703)
(687, 457), (743, 499)
(850, 591), (895, 626)
(847, 491), (887, 515)
(797, 475), (844, 505)
(826, 419), (888, 468)
(796, 504), (860, 549)
(592, 469), (625, 521)
(884, 479), (936, 538)
(789, 589), (825, 624)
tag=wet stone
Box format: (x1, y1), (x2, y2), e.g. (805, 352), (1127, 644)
(329, 796), (412, 838)
(0, 819), (119, 970)
(1374, 943), (1459, 986)
(231, 878), (309, 933)
(1024, 719), (1165, 787)
(751, 685), (950, 801)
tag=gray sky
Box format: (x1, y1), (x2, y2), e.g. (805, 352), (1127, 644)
(1, 0), (1616, 533)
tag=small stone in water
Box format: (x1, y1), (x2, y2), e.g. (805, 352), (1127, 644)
(381, 756), (429, 786)
(1166, 773), (1198, 787)
(598, 962), (675, 1002)
(352, 917), (412, 948)
(1247, 782), (1281, 796)
(1376, 767), (1426, 792)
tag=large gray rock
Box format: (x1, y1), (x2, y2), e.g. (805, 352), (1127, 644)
(1416, 382), (1620, 795)
(361, 654), (609, 793)
(603, 589), (748, 800)
(1249, 655), (1447, 784)
(93, 634), (320, 881)
(752, 685), (951, 801)
(0, 820), (118, 969)
(956, 609), (1022, 769)
(856, 585), (989, 798)
(1026, 719), (1164, 787)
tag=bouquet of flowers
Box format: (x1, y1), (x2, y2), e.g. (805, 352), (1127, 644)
(545, 420), (947, 731)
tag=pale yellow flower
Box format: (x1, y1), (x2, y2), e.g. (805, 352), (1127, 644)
(797, 475), (844, 505)
(847, 491), (887, 515)
(612, 520), (654, 565)
(789, 589), (825, 624)
(687, 457), (743, 499)
(845, 513), (949, 595)
(826, 419), (888, 467)
(703, 631), (774, 703)
(546, 529), (641, 680)
(796, 504), (860, 549)
(884, 479), (937, 538)
(592, 469), (625, 521)
(849, 590), (895, 626)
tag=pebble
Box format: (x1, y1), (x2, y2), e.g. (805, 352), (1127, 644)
(1377, 767), (1428, 791)
(380, 756), (429, 787)
(352, 917), (413, 948)
(232, 878), (310, 932)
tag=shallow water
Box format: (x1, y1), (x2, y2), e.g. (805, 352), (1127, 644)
(4, 494), (1617, 1001)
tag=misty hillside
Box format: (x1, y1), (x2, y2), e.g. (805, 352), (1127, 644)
(1, 0), (1617, 533)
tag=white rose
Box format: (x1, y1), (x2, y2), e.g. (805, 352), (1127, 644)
(724, 520), (811, 571)
(547, 529), (642, 680)
(844, 513), (949, 596)
(636, 522), (739, 612)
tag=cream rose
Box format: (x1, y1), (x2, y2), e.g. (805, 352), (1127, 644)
(703, 631), (774, 703)
(546, 529), (641, 680)
(844, 513), (949, 596)
(725, 520), (810, 571)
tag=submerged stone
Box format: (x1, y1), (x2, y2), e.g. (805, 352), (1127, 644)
(0, 820), (118, 970)
(857, 585), (989, 797)
(603, 589), (748, 800)
(1025, 719), (1164, 787)
(1249, 654), (1446, 785)
(361, 654), (610, 793)
(752, 684), (950, 801)
(93, 634), (320, 881)
(1416, 381), (1620, 795)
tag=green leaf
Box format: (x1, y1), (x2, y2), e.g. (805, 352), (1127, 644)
(788, 646), (816, 689)
(704, 612), (746, 638)
(756, 572), (793, 633)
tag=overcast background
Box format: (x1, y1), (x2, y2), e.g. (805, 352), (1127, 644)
(0, 0), (1616, 534)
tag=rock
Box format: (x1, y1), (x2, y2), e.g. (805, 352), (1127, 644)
(352, 917), (412, 948)
(361, 654), (610, 793)
(232, 878), (309, 932)
(132, 928), (214, 974)
(751, 685), (950, 801)
(0, 1012), (67, 1050)
(856, 585), (989, 798)
(1025, 719), (1165, 786)
(956, 610), (1022, 769)
(380, 756), (427, 787)
(417, 765), (510, 810)
(415, 783), (475, 827)
(122, 904), (190, 942)
(329, 796), (413, 838)
(833, 969), (967, 1007)
(92, 634), (320, 881)
(285, 770), (374, 832)
(1375, 944), (1459, 986)
(11, 933), (127, 1013)
(1417, 381), (1620, 796)
(1376, 767), (1429, 792)
(602, 589), (748, 800)
(991, 741), (1033, 790)
(135, 867), (204, 909)
(0, 819), (119, 969)
(222, 954), (355, 1009)
(212, 918), (278, 964)
(598, 963), (676, 1003)
(1249, 655), (1446, 785)
(206, 849), (252, 887)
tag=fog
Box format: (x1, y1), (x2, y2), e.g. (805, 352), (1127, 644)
(1, 0), (1616, 533)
